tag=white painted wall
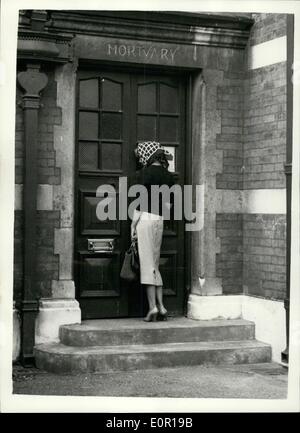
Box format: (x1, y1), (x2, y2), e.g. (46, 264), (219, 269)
(188, 294), (286, 363)
(242, 296), (286, 364)
(248, 36), (287, 70)
(215, 189), (286, 214)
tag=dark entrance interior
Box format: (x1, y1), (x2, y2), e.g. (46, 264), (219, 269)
(75, 67), (187, 319)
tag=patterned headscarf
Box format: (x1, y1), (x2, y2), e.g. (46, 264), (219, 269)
(135, 141), (162, 166)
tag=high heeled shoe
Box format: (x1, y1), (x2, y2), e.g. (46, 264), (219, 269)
(157, 308), (168, 321)
(143, 307), (158, 322)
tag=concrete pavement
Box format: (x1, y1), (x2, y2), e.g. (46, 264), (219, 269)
(13, 362), (288, 399)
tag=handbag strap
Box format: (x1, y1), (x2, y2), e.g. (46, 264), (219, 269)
(131, 239), (138, 255)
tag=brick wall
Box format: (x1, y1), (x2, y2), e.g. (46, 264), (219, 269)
(14, 70), (61, 302)
(37, 70), (61, 185)
(243, 214), (286, 300)
(216, 13), (287, 300)
(216, 15), (287, 191)
(16, 71), (61, 185)
(14, 13), (288, 305)
(216, 71), (244, 190)
(243, 13), (287, 300)
(216, 214), (243, 294)
(242, 13), (287, 300)
(14, 211), (60, 301)
(243, 62), (286, 190)
(15, 87), (24, 185)
(249, 13), (287, 46)
(216, 212), (286, 299)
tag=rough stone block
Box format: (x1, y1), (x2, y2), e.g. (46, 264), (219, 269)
(51, 280), (76, 299)
(54, 228), (74, 280)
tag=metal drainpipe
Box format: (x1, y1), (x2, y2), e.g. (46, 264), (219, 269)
(17, 63), (48, 366)
(282, 14), (294, 365)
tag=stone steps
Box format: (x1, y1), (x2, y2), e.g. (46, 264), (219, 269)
(34, 339), (271, 373)
(34, 318), (272, 373)
(59, 318), (255, 347)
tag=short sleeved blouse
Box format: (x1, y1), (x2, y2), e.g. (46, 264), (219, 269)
(135, 165), (175, 216)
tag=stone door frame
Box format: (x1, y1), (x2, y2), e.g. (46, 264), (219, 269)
(31, 11), (252, 344)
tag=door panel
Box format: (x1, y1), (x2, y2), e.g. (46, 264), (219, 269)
(75, 71), (130, 319)
(75, 69), (186, 319)
(130, 74), (186, 316)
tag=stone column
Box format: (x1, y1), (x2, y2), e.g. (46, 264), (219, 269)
(188, 69), (223, 320)
(202, 69), (225, 296)
(35, 62), (81, 344)
(190, 72), (206, 295)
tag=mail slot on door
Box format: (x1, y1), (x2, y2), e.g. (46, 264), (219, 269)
(88, 238), (115, 253)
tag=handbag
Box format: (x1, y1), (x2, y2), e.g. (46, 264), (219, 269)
(131, 238), (139, 272)
(120, 239), (140, 281)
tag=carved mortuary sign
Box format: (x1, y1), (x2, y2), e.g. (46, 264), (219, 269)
(107, 42), (179, 63)
(74, 35), (212, 68)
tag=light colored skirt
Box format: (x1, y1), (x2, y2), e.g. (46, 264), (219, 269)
(136, 211), (164, 286)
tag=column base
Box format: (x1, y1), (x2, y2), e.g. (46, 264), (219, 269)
(35, 298), (81, 345)
(187, 294), (243, 320)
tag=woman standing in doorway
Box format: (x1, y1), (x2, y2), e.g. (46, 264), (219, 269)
(131, 141), (175, 322)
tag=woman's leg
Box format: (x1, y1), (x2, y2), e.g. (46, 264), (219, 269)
(143, 285), (158, 321)
(155, 286), (167, 314)
(146, 284), (156, 310)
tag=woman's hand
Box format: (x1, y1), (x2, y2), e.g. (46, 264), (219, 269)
(131, 224), (137, 241)
(131, 209), (140, 240)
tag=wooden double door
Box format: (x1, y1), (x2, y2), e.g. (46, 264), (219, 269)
(75, 67), (187, 319)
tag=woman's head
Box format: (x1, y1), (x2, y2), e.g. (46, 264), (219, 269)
(135, 141), (170, 169)
(147, 148), (169, 169)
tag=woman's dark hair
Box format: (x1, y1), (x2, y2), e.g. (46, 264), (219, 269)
(146, 149), (169, 169)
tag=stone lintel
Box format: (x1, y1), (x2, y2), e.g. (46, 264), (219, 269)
(49, 11), (252, 49)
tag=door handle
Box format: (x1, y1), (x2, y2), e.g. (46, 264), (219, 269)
(88, 238), (115, 253)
